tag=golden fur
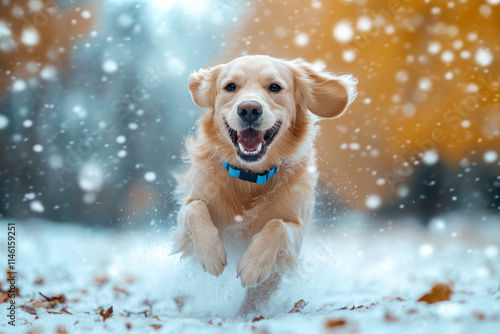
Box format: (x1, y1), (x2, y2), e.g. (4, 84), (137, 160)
(172, 55), (357, 314)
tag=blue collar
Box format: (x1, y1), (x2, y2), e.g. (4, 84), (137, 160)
(222, 162), (277, 185)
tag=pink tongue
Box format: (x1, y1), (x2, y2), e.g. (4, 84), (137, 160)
(237, 128), (265, 151)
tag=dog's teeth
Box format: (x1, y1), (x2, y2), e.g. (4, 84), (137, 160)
(238, 143), (245, 152)
(256, 143), (262, 153)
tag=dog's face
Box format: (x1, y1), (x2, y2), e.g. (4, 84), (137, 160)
(189, 55), (357, 170)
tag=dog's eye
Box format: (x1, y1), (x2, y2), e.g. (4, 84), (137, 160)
(224, 83), (236, 91)
(269, 83), (281, 92)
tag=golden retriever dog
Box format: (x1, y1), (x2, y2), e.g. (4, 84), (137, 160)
(172, 55), (357, 314)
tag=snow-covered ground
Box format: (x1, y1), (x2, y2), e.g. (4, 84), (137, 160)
(1, 211), (500, 334)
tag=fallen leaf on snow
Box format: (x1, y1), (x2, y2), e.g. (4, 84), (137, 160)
(174, 295), (187, 312)
(34, 292), (67, 309)
(0, 288), (20, 303)
(56, 326), (68, 334)
(124, 274), (135, 284)
(47, 307), (73, 315)
(34, 277), (44, 285)
(324, 318), (346, 329)
(113, 286), (129, 297)
(473, 311), (485, 320)
(21, 305), (37, 315)
(417, 283), (453, 304)
(100, 306), (113, 321)
(384, 312), (398, 322)
(288, 299), (308, 313)
(150, 324), (162, 330)
(94, 275), (109, 286)
(252, 315), (265, 322)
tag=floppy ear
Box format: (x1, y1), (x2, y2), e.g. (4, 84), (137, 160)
(288, 59), (357, 119)
(188, 65), (222, 109)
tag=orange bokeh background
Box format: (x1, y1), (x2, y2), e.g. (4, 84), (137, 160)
(218, 0), (500, 209)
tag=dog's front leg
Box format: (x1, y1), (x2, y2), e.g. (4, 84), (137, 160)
(237, 219), (302, 287)
(176, 200), (227, 276)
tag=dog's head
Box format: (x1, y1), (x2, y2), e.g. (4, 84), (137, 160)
(189, 55), (357, 170)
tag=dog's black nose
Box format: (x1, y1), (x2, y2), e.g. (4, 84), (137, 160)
(237, 101), (262, 124)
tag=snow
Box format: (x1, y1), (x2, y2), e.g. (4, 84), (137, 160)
(144, 171), (157, 182)
(118, 14), (134, 27)
(116, 136), (126, 144)
(333, 21), (354, 43)
(418, 78), (432, 91)
(294, 33), (309, 47)
(102, 60), (118, 74)
(0, 114), (9, 130)
(356, 16), (372, 32)
(366, 195), (382, 209)
(40, 66), (57, 80)
(483, 151), (498, 163)
(29, 200), (45, 212)
(395, 71), (409, 83)
(23, 119), (33, 128)
(475, 48), (493, 67)
(422, 150), (439, 166)
(3, 213), (499, 333)
(342, 49), (356, 63)
(440, 50), (454, 63)
(82, 10), (92, 19)
(27, 0), (43, 12)
(21, 27), (39, 46)
(33, 144), (44, 153)
(12, 79), (27, 92)
(79, 163), (104, 193)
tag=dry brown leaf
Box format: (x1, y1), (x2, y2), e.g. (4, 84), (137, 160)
(56, 326), (68, 334)
(47, 307), (73, 315)
(174, 295), (187, 312)
(124, 275), (136, 284)
(94, 275), (109, 286)
(126, 323), (132, 330)
(252, 315), (265, 322)
(100, 306), (113, 321)
(21, 305), (37, 315)
(27, 328), (43, 334)
(34, 277), (45, 285)
(288, 299), (308, 313)
(417, 284), (453, 304)
(0, 288), (20, 303)
(113, 286), (129, 297)
(152, 315), (161, 321)
(366, 303), (377, 309)
(324, 318), (346, 329)
(150, 324), (162, 330)
(384, 312), (398, 322)
(473, 311), (485, 320)
(35, 292), (67, 309)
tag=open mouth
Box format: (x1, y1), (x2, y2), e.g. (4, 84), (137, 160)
(227, 122), (281, 162)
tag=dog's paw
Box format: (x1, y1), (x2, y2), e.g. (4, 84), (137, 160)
(237, 235), (277, 287)
(193, 234), (227, 276)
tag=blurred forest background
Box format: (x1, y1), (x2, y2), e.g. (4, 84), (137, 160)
(0, 0), (499, 226)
